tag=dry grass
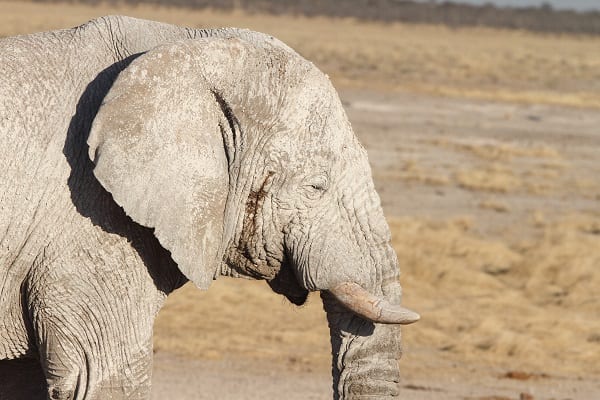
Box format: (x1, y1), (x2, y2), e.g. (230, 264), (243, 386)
(418, 138), (571, 195)
(374, 159), (450, 186)
(395, 214), (600, 376)
(478, 199), (509, 213)
(2, 0), (600, 108)
(456, 165), (521, 193)
(427, 138), (563, 162)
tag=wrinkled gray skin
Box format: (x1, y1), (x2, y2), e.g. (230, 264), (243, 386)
(0, 16), (414, 399)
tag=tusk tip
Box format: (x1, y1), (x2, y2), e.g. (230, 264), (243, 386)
(401, 309), (420, 324)
(381, 306), (420, 325)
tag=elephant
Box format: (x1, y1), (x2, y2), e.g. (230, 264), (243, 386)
(0, 15), (419, 399)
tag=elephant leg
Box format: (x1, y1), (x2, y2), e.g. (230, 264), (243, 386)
(26, 258), (156, 400)
(0, 357), (46, 400)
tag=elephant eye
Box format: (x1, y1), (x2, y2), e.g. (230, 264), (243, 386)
(302, 174), (329, 200)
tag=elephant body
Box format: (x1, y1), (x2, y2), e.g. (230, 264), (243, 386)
(0, 17), (231, 398)
(0, 16), (417, 399)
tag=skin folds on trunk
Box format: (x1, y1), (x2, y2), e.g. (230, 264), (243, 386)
(322, 292), (403, 399)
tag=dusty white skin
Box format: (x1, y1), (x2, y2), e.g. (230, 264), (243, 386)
(0, 16), (417, 400)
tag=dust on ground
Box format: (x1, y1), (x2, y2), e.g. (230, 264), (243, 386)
(2, 1), (599, 398)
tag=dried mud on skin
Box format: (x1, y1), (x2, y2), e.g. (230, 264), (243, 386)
(2, 2), (599, 399)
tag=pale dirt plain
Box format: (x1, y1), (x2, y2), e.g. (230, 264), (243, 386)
(1, 1), (599, 399)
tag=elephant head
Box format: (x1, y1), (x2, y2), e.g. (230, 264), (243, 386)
(87, 32), (418, 398)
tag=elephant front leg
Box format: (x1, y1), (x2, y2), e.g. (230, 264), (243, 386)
(37, 333), (153, 400)
(26, 260), (157, 400)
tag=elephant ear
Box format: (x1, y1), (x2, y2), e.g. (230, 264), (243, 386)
(87, 41), (232, 290)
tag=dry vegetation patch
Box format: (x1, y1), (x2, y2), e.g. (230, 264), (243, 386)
(392, 215), (600, 376)
(478, 199), (509, 213)
(455, 165), (521, 193)
(375, 159), (450, 186)
(427, 138), (562, 162)
(417, 137), (573, 196)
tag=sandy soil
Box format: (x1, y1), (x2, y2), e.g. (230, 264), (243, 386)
(151, 351), (599, 400)
(2, 1), (599, 398)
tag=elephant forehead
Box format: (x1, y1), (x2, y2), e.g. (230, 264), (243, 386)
(263, 135), (334, 171)
(278, 93), (353, 147)
(265, 121), (360, 176)
(267, 119), (347, 156)
(264, 133), (365, 180)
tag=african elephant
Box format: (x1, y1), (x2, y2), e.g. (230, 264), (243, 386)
(0, 15), (418, 399)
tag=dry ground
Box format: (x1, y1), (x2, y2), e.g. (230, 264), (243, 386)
(2, 1), (599, 399)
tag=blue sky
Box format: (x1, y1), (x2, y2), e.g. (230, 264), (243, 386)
(416, 1), (600, 11)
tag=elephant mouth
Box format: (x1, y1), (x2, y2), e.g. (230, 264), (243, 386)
(268, 280), (309, 305)
(283, 291), (309, 306)
(267, 260), (309, 306)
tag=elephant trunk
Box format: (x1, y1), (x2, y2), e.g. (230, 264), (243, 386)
(321, 289), (403, 399)
(320, 238), (412, 399)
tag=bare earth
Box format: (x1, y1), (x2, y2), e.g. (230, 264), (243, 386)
(2, 1), (599, 399)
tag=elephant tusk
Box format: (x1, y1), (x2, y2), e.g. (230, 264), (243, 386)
(328, 282), (420, 325)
